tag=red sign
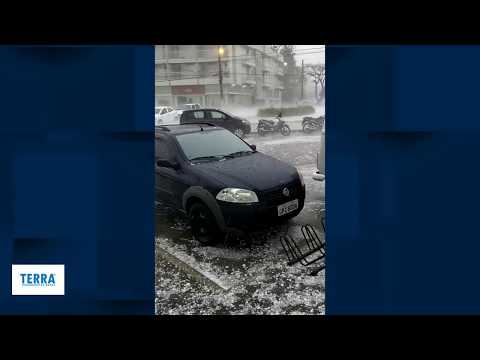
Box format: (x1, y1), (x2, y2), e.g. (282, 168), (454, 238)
(172, 85), (205, 95)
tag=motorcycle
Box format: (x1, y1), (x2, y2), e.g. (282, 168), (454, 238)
(302, 115), (325, 133)
(257, 115), (291, 136)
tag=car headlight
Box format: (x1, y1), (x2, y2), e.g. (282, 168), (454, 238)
(298, 171), (305, 187)
(216, 188), (259, 203)
(242, 119), (250, 125)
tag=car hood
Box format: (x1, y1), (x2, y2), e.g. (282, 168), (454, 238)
(231, 115), (249, 122)
(193, 152), (298, 191)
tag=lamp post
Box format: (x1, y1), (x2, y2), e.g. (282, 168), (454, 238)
(217, 46), (225, 105)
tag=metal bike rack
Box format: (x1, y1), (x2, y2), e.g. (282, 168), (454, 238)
(280, 223), (325, 276)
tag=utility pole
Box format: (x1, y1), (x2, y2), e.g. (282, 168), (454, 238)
(217, 46), (224, 105)
(300, 60), (304, 101)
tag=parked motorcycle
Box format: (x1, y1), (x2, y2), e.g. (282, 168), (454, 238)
(302, 115), (325, 133)
(257, 115), (291, 136)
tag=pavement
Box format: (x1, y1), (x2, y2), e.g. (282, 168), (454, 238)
(155, 131), (325, 315)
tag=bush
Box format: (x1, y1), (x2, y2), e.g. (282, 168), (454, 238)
(257, 105), (316, 117)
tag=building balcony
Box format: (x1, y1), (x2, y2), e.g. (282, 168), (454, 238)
(155, 73), (231, 87)
(155, 49), (227, 64)
(155, 57), (198, 64)
(263, 65), (274, 73)
(196, 49), (223, 61)
(262, 76), (274, 88)
(244, 75), (257, 85)
(244, 58), (256, 67)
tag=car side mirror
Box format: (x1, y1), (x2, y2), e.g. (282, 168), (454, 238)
(156, 159), (180, 170)
(250, 144), (257, 151)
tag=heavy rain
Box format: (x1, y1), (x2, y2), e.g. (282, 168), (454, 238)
(155, 45), (325, 315)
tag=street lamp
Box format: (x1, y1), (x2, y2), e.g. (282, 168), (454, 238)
(217, 46), (225, 105)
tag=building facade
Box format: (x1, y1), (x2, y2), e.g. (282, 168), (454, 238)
(155, 45), (285, 108)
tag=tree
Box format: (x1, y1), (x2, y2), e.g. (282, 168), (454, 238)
(306, 64), (325, 103)
(271, 45), (297, 103)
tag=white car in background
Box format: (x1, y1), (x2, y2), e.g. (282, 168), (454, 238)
(155, 106), (178, 125)
(174, 103), (202, 120)
(313, 120), (325, 181)
(178, 103), (201, 110)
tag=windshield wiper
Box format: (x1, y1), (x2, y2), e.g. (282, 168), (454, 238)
(190, 155), (225, 162)
(191, 151), (254, 162)
(224, 150), (255, 158)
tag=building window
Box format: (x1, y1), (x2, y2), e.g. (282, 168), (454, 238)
(170, 64), (181, 80)
(199, 63), (208, 77)
(169, 45), (180, 58)
(197, 45), (209, 58)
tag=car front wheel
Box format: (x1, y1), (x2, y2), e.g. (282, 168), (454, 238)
(188, 203), (223, 246)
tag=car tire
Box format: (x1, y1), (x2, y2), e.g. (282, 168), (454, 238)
(233, 128), (245, 138)
(188, 202), (223, 246)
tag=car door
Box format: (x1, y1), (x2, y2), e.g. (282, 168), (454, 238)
(162, 107), (173, 124)
(167, 107), (178, 123)
(183, 110), (206, 124)
(206, 110), (228, 128)
(155, 136), (178, 205)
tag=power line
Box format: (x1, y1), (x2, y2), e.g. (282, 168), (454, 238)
(155, 45), (325, 55)
(155, 48), (325, 63)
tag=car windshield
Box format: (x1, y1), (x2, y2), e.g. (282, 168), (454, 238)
(176, 129), (254, 162)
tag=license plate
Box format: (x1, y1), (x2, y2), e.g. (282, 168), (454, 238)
(277, 199), (299, 216)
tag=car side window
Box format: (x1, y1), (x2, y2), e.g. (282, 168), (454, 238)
(182, 111), (193, 121)
(209, 111), (226, 120)
(161, 108), (167, 115)
(155, 137), (173, 161)
(193, 111), (205, 120)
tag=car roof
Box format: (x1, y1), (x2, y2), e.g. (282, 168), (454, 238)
(155, 123), (222, 136)
(181, 108), (221, 113)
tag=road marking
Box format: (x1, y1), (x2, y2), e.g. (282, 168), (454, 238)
(157, 243), (232, 292)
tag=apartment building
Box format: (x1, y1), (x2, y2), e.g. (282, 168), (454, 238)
(155, 45), (285, 108)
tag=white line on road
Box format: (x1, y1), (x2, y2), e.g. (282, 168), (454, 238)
(157, 243), (232, 292)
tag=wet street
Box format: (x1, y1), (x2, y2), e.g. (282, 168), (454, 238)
(155, 130), (325, 315)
